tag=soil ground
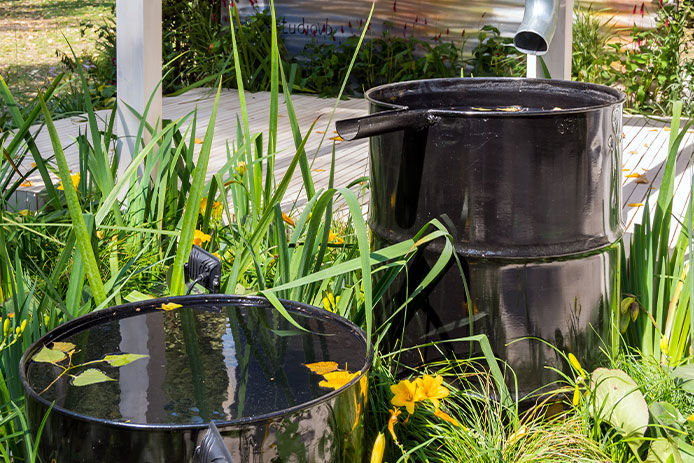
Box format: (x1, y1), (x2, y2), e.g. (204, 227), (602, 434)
(0, 0), (114, 105)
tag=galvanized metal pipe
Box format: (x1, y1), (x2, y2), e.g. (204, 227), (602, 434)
(514, 0), (560, 55)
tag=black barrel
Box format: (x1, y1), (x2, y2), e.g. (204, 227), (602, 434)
(337, 78), (624, 396)
(21, 295), (371, 462)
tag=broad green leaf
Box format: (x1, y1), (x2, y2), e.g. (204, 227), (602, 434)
(51, 342), (76, 353)
(103, 353), (149, 367)
(32, 346), (66, 364)
(645, 438), (682, 463)
(590, 368), (649, 444)
(71, 369), (115, 387)
(650, 401), (685, 437)
(673, 365), (694, 395)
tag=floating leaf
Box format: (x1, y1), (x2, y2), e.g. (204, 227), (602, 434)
(71, 369), (115, 386)
(304, 361), (339, 375)
(32, 346), (66, 364)
(51, 342), (76, 353)
(103, 353), (148, 367)
(590, 368), (649, 452)
(319, 370), (359, 390)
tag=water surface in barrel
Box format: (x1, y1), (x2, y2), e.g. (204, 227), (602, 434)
(26, 304), (366, 425)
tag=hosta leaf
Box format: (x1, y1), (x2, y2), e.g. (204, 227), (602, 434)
(102, 353), (148, 367)
(71, 369), (115, 387)
(32, 346), (66, 364)
(672, 365), (694, 395)
(51, 342), (76, 353)
(644, 437), (682, 463)
(590, 368), (649, 446)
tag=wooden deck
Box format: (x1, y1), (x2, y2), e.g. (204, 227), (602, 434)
(9, 88), (694, 238)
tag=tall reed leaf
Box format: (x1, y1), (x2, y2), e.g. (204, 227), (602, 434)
(38, 94), (106, 305)
(170, 82), (222, 295)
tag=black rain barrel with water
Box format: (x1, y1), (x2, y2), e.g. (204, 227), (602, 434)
(336, 77), (625, 396)
(20, 295), (371, 462)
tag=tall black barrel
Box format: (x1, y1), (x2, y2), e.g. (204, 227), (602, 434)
(337, 78), (625, 396)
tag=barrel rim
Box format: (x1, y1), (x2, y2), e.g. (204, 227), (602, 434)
(20, 294), (372, 431)
(364, 77), (626, 116)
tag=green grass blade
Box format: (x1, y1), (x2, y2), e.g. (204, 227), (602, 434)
(170, 81), (222, 295)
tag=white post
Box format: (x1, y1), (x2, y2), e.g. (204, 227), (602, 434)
(116, 0), (162, 165)
(526, 0), (573, 80)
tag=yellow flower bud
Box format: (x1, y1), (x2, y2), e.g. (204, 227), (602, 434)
(370, 433), (385, 463)
(3, 318), (9, 337)
(20, 319), (27, 334)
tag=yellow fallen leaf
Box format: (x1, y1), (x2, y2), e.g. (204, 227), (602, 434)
(31, 162), (37, 168)
(304, 361), (339, 375)
(319, 370), (359, 390)
(496, 106), (522, 112)
(663, 127), (670, 131)
(635, 174), (649, 184)
(316, 130), (325, 134)
(622, 168), (630, 172)
(20, 181), (32, 187)
(328, 136), (344, 142)
(649, 128), (659, 132)
(625, 173), (641, 178)
(629, 150), (638, 155)
(628, 203), (644, 207)
(194, 137), (203, 144)
(313, 168), (326, 173)
(160, 302), (182, 311)
(644, 143), (649, 148)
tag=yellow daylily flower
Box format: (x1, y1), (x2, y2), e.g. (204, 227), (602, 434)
(370, 433), (385, 463)
(282, 212), (295, 227)
(328, 230), (344, 245)
(304, 361), (339, 375)
(57, 172), (80, 191)
(568, 353), (585, 378)
(390, 378), (423, 415)
(388, 408), (401, 444)
(660, 335), (669, 354)
(318, 370), (359, 390)
(193, 229), (211, 247)
(434, 407), (461, 427)
(416, 374), (449, 408)
(322, 291), (340, 312)
(572, 383), (581, 406)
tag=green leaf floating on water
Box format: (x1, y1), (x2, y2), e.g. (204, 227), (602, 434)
(71, 369), (115, 386)
(51, 342), (76, 353)
(590, 368), (649, 453)
(32, 346), (67, 364)
(103, 353), (148, 367)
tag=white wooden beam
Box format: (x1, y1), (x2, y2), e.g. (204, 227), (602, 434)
(527, 0), (573, 80)
(116, 0), (162, 164)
